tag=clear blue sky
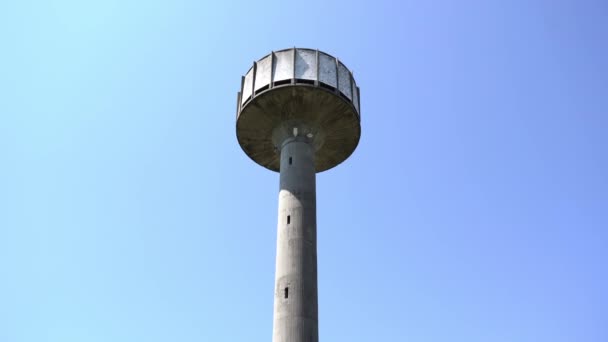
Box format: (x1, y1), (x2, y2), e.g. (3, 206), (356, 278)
(1, 1), (607, 341)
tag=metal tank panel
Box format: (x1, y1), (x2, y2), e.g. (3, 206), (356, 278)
(352, 84), (360, 113)
(337, 61), (352, 100)
(318, 52), (337, 88)
(273, 49), (294, 83)
(255, 54), (272, 92)
(241, 67), (254, 105)
(295, 49), (317, 80)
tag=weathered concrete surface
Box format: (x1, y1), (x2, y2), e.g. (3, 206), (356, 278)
(272, 134), (318, 342)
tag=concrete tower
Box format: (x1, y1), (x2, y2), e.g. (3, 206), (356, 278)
(236, 48), (361, 342)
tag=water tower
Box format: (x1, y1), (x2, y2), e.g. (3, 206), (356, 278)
(236, 48), (361, 342)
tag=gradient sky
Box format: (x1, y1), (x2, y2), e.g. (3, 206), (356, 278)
(1, 1), (607, 341)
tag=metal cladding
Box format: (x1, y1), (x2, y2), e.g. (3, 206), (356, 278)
(236, 48), (361, 173)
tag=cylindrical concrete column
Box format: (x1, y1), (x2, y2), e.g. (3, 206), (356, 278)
(272, 137), (318, 342)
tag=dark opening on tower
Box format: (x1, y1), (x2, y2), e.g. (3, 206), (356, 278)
(284, 287), (289, 299)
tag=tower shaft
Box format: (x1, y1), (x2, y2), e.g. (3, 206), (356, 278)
(273, 137), (318, 342)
